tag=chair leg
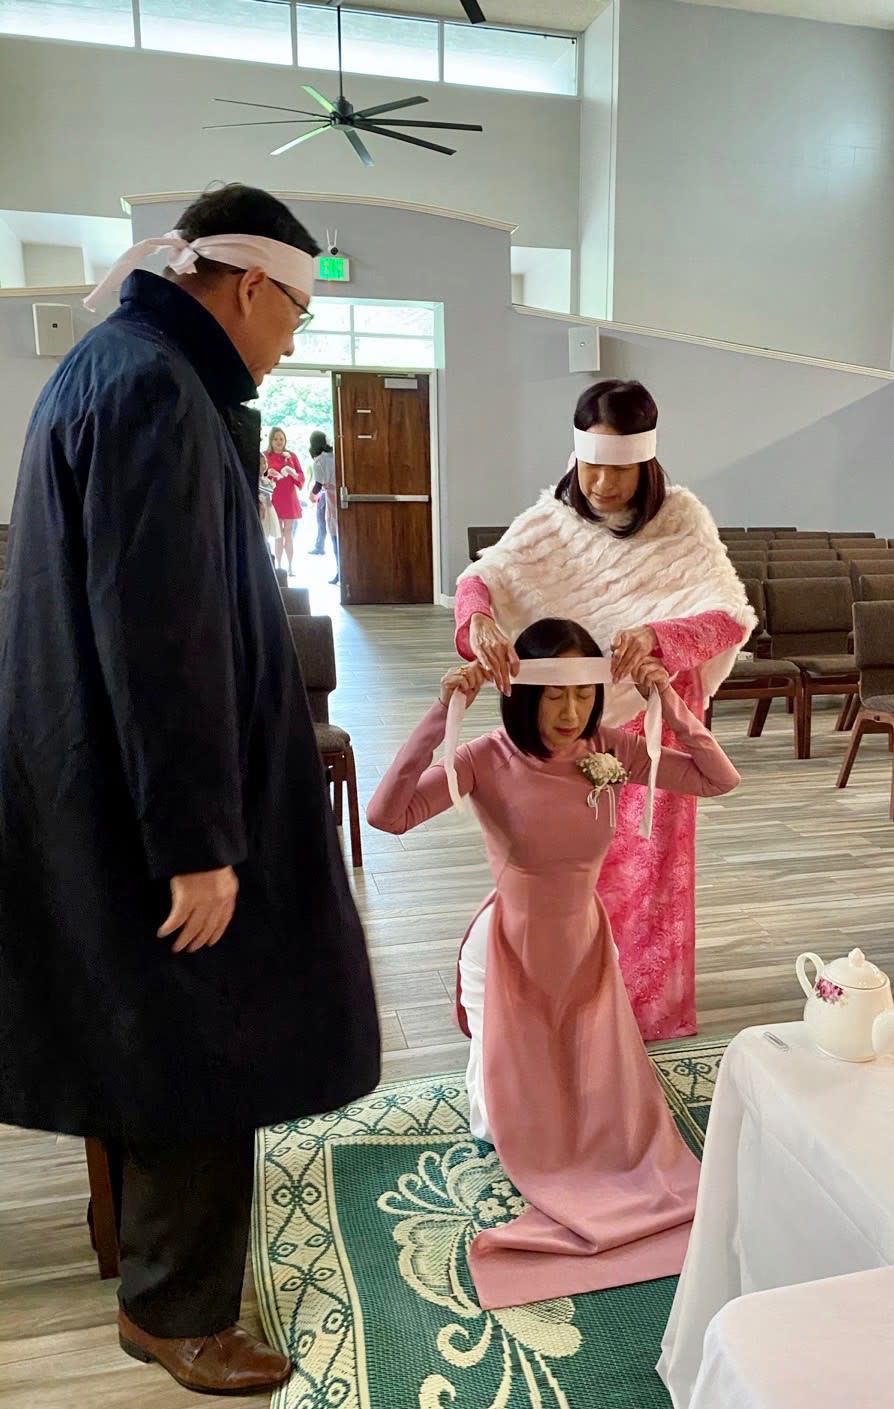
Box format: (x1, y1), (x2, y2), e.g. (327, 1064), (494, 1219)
(786, 695), (795, 715)
(847, 695), (861, 730)
(332, 757), (345, 826)
(798, 684), (813, 760)
(704, 699), (714, 730)
(834, 696), (852, 732)
(791, 684), (802, 759)
(84, 1139), (119, 1280)
(748, 697), (773, 738)
(837, 713), (868, 789)
(345, 747), (363, 869)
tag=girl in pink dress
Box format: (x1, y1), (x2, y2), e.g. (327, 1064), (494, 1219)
(368, 618), (740, 1309)
(455, 380), (756, 1041)
(263, 426), (305, 573)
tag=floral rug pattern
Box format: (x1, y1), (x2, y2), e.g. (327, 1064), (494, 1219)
(252, 1037), (725, 1409)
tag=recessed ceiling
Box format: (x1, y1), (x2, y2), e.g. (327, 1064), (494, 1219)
(675, 0), (894, 27)
(331, 2), (609, 33)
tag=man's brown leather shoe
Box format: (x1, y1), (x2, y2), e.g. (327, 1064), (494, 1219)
(118, 1310), (292, 1396)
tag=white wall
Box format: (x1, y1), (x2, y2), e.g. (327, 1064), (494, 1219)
(518, 249), (572, 314)
(611, 0), (894, 369)
(578, 4), (617, 321)
(0, 217), (25, 289)
(600, 329), (894, 535)
(22, 243), (85, 287)
(0, 35), (581, 252)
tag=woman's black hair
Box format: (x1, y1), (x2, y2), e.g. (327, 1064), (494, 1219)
(554, 378), (667, 539)
(500, 618), (604, 760)
(309, 429), (333, 457)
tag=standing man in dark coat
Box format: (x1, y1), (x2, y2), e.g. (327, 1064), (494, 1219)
(0, 185), (380, 1397)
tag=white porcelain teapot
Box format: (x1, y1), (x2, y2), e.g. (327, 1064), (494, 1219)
(796, 948), (894, 1063)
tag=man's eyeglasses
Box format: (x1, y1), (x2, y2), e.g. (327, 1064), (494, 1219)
(270, 279), (314, 334)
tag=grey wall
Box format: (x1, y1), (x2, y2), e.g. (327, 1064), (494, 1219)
(600, 329), (894, 534)
(610, 0), (894, 369)
(0, 35), (580, 252)
(0, 290), (93, 520)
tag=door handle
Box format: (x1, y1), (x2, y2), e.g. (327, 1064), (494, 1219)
(339, 490), (430, 508)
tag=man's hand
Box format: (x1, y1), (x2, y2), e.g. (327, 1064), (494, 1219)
(158, 867), (239, 954)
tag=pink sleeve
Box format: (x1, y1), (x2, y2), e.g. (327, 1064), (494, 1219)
(605, 688), (740, 798)
(454, 576), (493, 661)
(366, 702), (476, 836)
(650, 611), (745, 673)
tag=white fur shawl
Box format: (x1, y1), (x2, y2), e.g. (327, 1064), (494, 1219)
(458, 486), (756, 727)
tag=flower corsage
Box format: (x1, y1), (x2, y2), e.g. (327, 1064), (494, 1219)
(577, 752), (629, 824)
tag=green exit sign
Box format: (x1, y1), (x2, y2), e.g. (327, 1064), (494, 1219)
(317, 255), (351, 282)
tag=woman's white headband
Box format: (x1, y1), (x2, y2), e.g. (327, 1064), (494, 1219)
(573, 428), (657, 465)
(444, 657), (662, 839)
(83, 231), (315, 311)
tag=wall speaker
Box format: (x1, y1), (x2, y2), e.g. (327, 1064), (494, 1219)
(569, 325), (599, 374)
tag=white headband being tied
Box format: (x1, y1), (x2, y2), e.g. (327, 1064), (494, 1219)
(444, 656), (663, 839)
(83, 231), (315, 312)
(573, 427), (657, 465)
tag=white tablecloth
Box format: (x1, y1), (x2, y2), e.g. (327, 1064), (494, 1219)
(689, 1266), (894, 1409)
(658, 1021), (894, 1408)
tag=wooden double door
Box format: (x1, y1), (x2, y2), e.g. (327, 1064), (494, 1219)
(333, 371), (433, 606)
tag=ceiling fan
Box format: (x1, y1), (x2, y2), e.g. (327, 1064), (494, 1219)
(206, 3), (485, 168)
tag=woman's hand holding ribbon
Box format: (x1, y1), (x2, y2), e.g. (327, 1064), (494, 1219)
(630, 657), (671, 700)
(469, 614), (520, 696)
(610, 625), (659, 683)
(440, 662), (488, 709)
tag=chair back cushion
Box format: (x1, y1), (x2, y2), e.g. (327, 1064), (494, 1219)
(860, 575), (894, 602)
(288, 615), (337, 724)
(853, 602), (894, 701)
(764, 579), (853, 656)
(767, 561), (847, 579)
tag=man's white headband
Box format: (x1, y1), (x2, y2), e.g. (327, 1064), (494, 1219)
(83, 231), (315, 312)
(573, 428), (657, 465)
(444, 656), (662, 839)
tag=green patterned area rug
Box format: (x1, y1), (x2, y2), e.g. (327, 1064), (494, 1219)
(252, 1037), (726, 1409)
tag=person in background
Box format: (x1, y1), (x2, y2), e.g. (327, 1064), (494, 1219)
(263, 425), (304, 574)
(258, 450), (279, 556)
(308, 428), (339, 583)
(0, 183), (380, 1398)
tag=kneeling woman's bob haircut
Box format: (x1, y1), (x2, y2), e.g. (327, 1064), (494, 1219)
(500, 618), (605, 760)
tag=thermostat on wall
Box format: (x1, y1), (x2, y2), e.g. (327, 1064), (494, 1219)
(32, 303), (75, 358)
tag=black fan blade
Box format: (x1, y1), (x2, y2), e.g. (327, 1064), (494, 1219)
(214, 97), (321, 117)
(369, 120), (483, 132)
(355, 122), (456, 157)
(205, 119), (325, 130)
(354, 95), (429, 120)
(460, 0), (487, 21)
(344, 129), (375, 168)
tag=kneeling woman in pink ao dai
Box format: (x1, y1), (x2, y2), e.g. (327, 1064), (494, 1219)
(367, 617), (740, 1311)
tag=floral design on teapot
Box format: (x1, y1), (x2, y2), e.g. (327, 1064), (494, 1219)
(815, 977), (846, 1005)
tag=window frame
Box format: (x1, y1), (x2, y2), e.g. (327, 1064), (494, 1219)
(0, 1), (580, 98)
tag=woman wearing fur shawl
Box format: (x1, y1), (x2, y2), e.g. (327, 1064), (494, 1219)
(455, 379), (755, 1040)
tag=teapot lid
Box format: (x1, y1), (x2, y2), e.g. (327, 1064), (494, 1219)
(823, 948), (887, 990)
